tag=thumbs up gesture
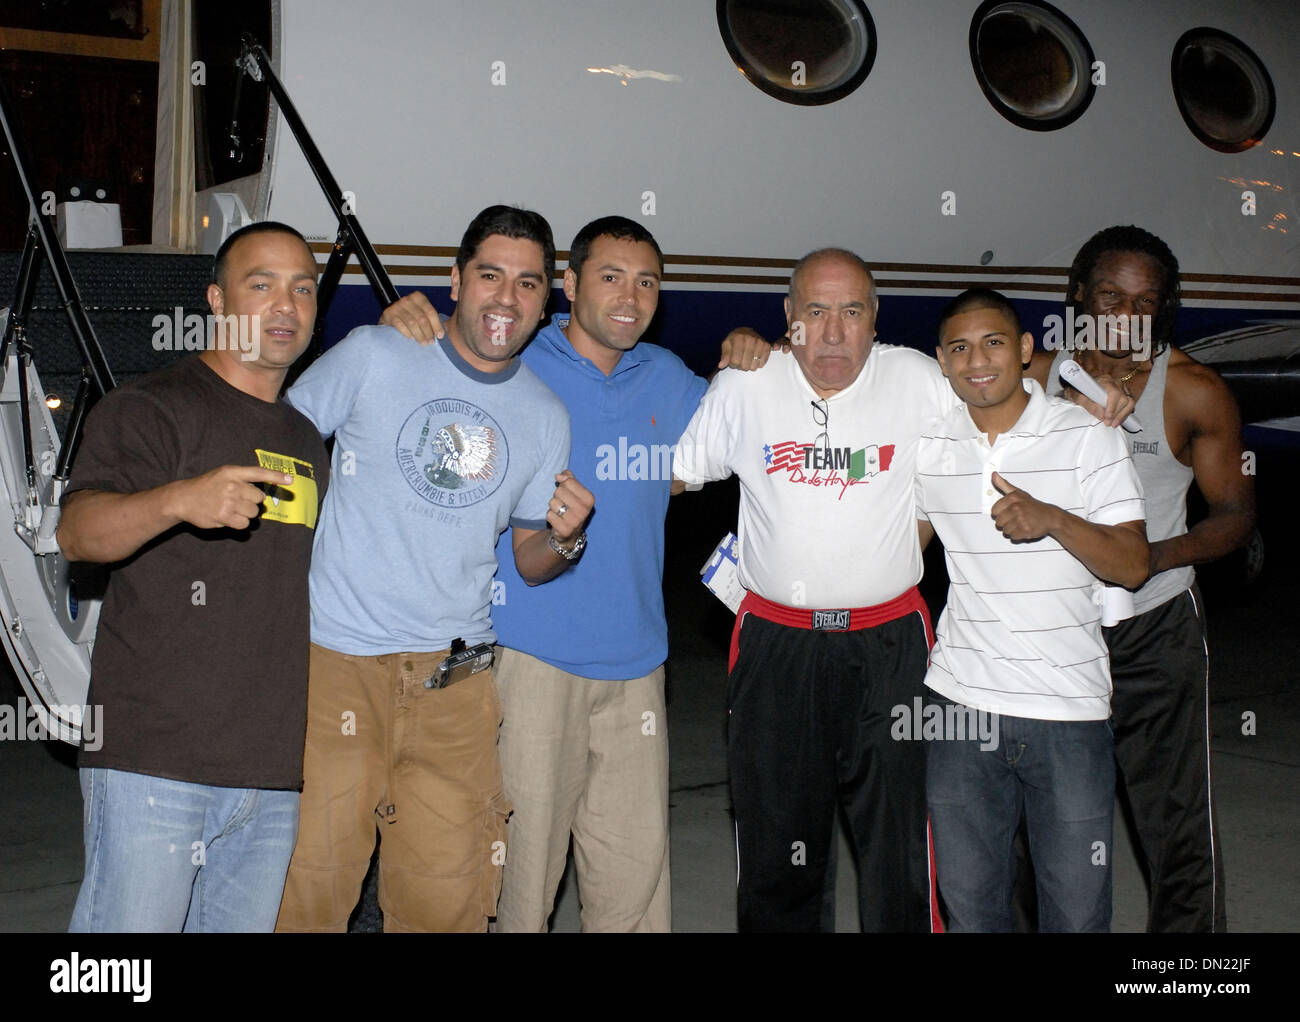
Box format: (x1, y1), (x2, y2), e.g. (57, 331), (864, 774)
(990, 471), (1062, 542)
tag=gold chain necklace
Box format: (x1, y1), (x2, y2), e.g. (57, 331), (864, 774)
(1081, 355), (1150, 387)
(1112, 359), (1153, 386)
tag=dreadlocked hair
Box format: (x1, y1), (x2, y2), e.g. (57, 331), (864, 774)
(1066, 225), (1180, 356)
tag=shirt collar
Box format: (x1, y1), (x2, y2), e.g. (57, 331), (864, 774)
(957, 377), (1050, 440)
(538, 317), (649, 377)
(441, 328), (522, 384)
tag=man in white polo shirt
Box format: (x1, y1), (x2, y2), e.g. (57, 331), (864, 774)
(916, 288), (1148, 932)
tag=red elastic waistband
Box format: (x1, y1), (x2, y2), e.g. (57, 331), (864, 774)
(738, 587), (927, 631)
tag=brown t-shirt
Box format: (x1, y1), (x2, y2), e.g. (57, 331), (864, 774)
(68, 356), (328, 789)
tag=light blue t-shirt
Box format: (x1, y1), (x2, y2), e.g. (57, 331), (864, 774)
(287, 325), (570, 655)
(491, 319), (708, 679)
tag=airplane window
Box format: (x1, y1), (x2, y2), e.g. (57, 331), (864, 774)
(717, 0), (876, 106)
(969, 0), (1095, 130)
(1172, 28), (1274, 154)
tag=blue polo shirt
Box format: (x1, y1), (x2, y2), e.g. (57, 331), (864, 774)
(491, 318), (708, 679)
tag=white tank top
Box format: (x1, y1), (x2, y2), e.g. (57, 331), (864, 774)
(1047, 347), (1194, 613)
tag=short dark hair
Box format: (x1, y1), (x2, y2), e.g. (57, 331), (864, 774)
(567, 216), (663, 276)
(938, 287), (1023, 339)
(789, 248), (877, 304)
(212, 220), (311, 287)
(456, 205), (556, 288)
(1067, 225), (1180, 356)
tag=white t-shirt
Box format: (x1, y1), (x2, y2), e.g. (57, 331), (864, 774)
(674, 345), (956, 609)
(915, 380), (1146, 721)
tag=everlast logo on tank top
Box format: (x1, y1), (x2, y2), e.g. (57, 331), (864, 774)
(1133, 441), (1160, 455)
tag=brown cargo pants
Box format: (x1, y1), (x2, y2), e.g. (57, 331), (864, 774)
(276, 643), (510, 932)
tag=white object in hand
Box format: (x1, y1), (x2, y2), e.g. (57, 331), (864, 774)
(1059, 359), (1143, 434)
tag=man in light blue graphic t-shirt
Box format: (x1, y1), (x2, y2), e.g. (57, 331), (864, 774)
(276, 206), (594, 933)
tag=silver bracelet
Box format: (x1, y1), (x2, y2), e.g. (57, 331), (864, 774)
(548, 530), (587, 560)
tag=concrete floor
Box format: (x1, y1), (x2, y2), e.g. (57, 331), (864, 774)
(546, 532), (1300, 933)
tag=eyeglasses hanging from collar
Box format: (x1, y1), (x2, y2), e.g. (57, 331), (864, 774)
(810, 398), (830, 459)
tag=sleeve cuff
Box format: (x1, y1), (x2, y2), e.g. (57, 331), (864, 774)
(62, 480), (126, 499)
(1089, 498), (1146, 527)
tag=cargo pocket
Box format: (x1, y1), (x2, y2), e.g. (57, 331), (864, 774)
(480, 791), (512, 920)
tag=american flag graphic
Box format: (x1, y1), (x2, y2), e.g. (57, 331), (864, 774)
(764, 440), (808, 474)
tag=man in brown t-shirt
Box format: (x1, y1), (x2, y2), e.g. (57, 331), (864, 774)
(59, 221), (328, 932)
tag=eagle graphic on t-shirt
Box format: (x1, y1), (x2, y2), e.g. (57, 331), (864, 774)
(422, 423), (499, 490)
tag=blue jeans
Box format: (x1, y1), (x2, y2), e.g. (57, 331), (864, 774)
(69, 767), (299, 932)
(926, 703), (1114, 932)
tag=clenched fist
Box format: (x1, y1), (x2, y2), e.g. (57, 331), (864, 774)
(547, 469), (594, 545)
(718, 327), (780, 370)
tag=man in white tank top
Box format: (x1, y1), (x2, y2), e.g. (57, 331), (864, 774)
(1029, 225), (1255, 932)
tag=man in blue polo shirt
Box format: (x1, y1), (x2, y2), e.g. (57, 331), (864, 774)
(489, 217), (698, 930)
(381, 215), (772, 931)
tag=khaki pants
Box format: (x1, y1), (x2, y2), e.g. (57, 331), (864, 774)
(494, 647), (670, 932)
(276, 643), (509, 932)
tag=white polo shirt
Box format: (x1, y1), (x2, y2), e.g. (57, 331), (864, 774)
(674, 345), (956, 609)
(916, 380), (1146, 721)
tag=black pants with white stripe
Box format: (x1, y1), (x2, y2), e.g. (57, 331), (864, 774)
(1106, 585), (1227, 932)
(727, 612), (934, 932)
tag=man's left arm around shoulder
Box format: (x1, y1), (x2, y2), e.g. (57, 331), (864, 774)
(988, 471), (1149, 589)
(1150, 359), (1255, 576)
(511, 469), (594, 585)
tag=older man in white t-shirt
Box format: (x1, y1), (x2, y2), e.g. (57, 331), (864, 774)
(674, 249), (957, 931)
